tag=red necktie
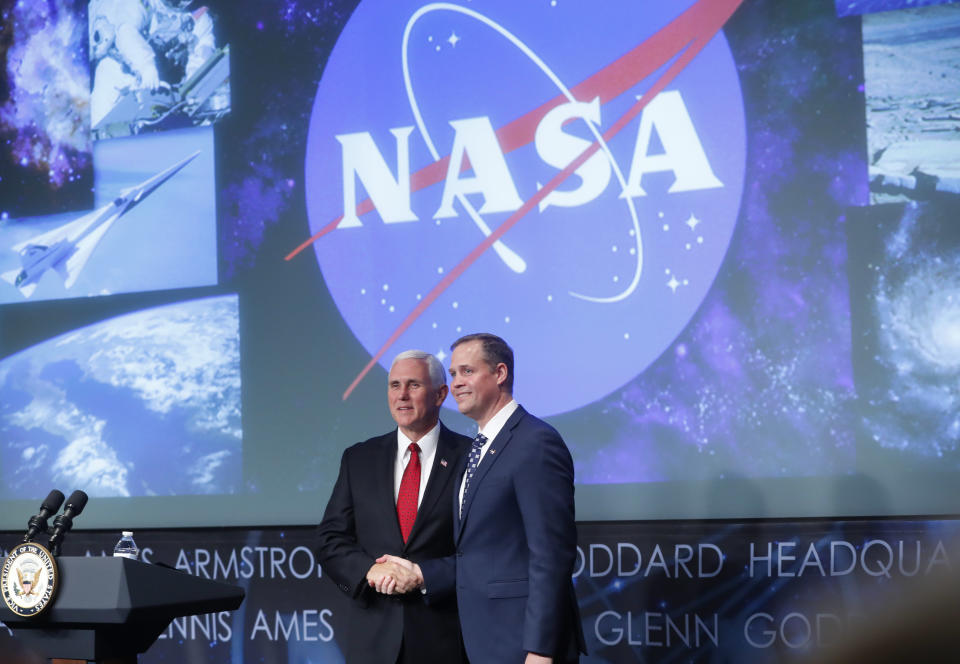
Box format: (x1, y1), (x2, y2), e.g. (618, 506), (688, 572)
(396, 443), (421, 543)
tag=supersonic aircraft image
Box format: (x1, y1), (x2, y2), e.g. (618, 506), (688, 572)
(1, 152), (199, 298)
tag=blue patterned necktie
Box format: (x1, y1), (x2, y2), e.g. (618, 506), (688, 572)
(460, 433), (486, 516)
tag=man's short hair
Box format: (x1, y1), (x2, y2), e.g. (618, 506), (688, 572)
(451, 333), (514, 393)
(391, 350), (447, 388)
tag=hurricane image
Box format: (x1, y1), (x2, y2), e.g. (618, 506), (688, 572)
(848, 200), (960, 467)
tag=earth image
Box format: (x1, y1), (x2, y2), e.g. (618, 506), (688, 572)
(0, 295), (241, 499)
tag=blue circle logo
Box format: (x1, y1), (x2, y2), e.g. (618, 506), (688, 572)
(304, 0), (745, 415)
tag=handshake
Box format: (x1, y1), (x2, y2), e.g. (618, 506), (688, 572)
(366, 554), (424, 595)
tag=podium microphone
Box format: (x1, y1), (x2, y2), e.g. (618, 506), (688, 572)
(22, 489), (65, 543)
(47, 490), (88, 556)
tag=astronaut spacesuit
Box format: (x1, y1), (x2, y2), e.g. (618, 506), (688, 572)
(88, 0), (221, 133)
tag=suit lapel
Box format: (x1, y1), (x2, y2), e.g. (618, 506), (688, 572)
(378, 431), (404, 546)
(456, 406), (525, 541)
(452, 441), (470, 536)
(406, 425), (457, 544)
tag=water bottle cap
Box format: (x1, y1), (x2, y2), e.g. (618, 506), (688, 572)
(122, 531), (133, 536)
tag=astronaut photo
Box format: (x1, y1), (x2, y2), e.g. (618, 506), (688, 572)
(88, 0), (230, 139)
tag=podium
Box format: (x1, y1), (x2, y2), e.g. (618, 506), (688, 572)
(1, 556), (244, 663)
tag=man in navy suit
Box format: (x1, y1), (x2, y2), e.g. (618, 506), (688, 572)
(380, 334), (585, 663)
(317, 350), (470, 664)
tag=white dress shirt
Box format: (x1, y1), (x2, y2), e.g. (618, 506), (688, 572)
(395, 422), (440, 506)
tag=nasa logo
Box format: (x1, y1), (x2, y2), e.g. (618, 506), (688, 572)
(303, 0), (746, 415)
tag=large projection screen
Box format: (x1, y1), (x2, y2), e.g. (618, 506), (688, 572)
(1, 0), (959, 530)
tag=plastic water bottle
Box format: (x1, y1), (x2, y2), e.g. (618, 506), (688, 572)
(113, 531), (140, 560)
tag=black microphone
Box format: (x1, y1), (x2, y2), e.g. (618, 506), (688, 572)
(22, 489), (65, 543)
(47, 490), (88, 556)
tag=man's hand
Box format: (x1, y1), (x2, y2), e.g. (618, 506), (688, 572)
(525, 654), (552, 664)
(365, 561), (398, 594)
(366, 558), (421, 595)
(373, 555), (424, 594)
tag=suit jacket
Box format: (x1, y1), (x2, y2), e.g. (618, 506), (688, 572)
(317, 423), (470, 664)
(421, 406), (586, 663)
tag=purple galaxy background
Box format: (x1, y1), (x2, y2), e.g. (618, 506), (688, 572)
(214, 0), (360, 281)
(0, 0), (93, 219)
(205, 0), (373, 494)
(561, 1), (868, 484)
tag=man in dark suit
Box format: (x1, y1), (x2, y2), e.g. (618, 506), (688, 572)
(317, 350), (470, 664)
(380, 333), (586, 663)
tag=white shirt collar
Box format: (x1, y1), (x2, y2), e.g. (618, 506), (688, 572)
(478, 399), (518, 445)
(397, 421), (440, 458)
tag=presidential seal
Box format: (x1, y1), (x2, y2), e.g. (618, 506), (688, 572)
(1, 542), (58, 617)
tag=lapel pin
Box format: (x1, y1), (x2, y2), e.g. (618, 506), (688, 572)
(440, 459), (448, 467)
(489, 449), (496, 455)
